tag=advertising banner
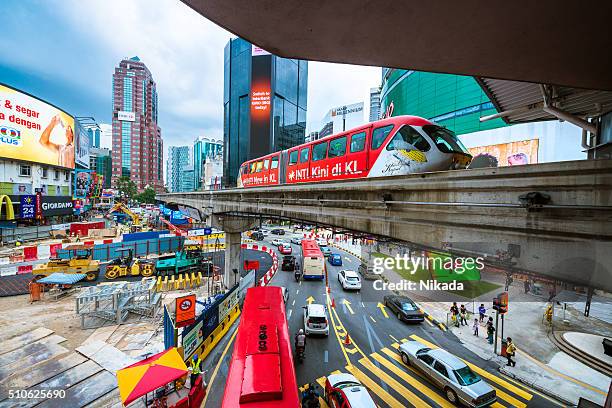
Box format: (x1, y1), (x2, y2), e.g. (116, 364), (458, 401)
(0, 83), (75, 168)
(250, 51), (272, 159)
(20, 195), (35, 219)
(40, 196), (73, 216)
(74, 169), (93, 199)
(218, 287), (240, 323)
(75, 122), (90, 169)
(117, 111), (135, 122)
(469, 139), (539, 168)
(182, 320), (203, 358)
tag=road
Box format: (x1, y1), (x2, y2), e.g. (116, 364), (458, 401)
(203, 229), (561, 408)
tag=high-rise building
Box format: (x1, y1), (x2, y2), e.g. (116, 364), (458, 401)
(89, 147), (112, 189)
(167, 146), (191, 192)
(86, 127), (101, 149)
(203, 154), (223, 190)
(318, 102), (365, 137)
(111, 56), (163, 192)
(369, 87), (381, 121)
(193, 137), (223, 190)
(223, 38), (308, 187)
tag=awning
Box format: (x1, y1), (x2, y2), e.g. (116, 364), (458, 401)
(37, 273), (87, 285)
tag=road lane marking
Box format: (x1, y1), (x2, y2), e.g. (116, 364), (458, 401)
(288, 309), (292, 320)
(346, 347), (359, 354)
(358, 357), (431, 408)
(361, 301), (365, 308)
(369, 352), (455, 408)
(408, 334), (533, 403)
(345, 257), (351, 262)
(202, 325), (238, 407)
(424, 317), (434, 327)
(299, 280), (302, 286)
(306, 296), (315, 304)
(369, 315), (376, 323)
(342, 299), (354, 314)
(389, 334), (399, 343)
(296, 289), (299, 294)
(292, 300), (295, 306)
(391, 342), (400, 349)
(324, 350), (328, 363)
(345, 364), (408, 408)
(326, 294), (351, 365)
(376, 302), (389, 318)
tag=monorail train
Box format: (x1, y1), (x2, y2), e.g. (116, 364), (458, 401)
(238, 115), (472, 188)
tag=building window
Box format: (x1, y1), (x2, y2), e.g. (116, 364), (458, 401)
(41, 167), (48, 179)
(64, 171), (70, 181)
(19, 165), (31, 176)
(54, 170), (60, 180)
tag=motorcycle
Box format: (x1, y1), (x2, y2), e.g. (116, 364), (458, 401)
(296, 345), (305, 363)
(294, 268), (302, 282)
(301, 385), (321, 408)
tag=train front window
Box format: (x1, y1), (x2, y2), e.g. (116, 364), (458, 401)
(386, 125), (430, 152)
(422, 125), (469, 154)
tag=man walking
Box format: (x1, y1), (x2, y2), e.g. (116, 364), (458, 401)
(459, 304), (468, 326)
(486, 317), (495, 344)
(478, 304), (486, 322)
(450, 302), (460, 327)
(190, 354), (202, 388)
(505, 337), (517, 366)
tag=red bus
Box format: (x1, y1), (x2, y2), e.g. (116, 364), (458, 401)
(237, 115), (472, 188)
(301, 239), (325, 280)
(222, 286), (299, 407)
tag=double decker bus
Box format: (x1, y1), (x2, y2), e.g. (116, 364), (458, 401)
(222, 286), (299, 407)
(301, 239), (325, 280)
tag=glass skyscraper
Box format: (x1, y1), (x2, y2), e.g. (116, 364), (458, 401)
(223, 38), (307, 187)
(193, 137), (223, 190)
(167, 146), (191, 192)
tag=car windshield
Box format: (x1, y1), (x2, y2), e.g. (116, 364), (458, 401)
(401, 302), (417, 311)
(422, 125), (470, 154)
(453, 366), (481, 386)
(346, 276), (359, 282)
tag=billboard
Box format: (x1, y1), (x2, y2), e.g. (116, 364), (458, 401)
(74, 169), (94, 199)
(117, 111), (135, 122)
(250, 51), (272, 159)
(75, 122), (90, 168)
(0, 84), (75, 168)
(469, 139), (539, 168)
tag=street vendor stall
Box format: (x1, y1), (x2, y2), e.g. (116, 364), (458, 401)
(117, 347), (205, 408)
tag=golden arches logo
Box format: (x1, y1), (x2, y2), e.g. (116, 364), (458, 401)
(0, 195), (14, 220)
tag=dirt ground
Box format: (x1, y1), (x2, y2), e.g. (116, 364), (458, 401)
(0, 292), (93, 351)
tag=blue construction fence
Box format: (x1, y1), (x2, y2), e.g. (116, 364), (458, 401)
(56, 236), (185, 262)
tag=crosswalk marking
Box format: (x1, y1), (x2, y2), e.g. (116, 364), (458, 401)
(408, 334), (533, 403)
(345, 364), (409, 408)
(369, 352), (455, 408)
(358, 357), (431, 408)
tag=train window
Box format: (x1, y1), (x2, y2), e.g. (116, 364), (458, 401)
(371, 125), (394, 149)
(271, 156), (279, 169)
(289, 150), (299, 165)
(386, 125), (431, 151)
(256, 161), (263, 172)
(250, 162), (257, 173)
(350, 132), (366, 153)
(312, 141), (328, 161)
(299, 147), (310, 163)
(329, 136), (347, 158)
(263, 159), (270, 170)
(422, 125), (469, 154)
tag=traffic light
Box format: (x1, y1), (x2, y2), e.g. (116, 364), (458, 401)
(492, 292), (508, 314)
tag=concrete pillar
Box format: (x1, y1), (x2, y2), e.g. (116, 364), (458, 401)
(224, 231), (241, 289)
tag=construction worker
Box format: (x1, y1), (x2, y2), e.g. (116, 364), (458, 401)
(190, 354), (202, 388)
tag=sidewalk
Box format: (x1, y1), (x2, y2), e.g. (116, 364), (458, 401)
(332, 236), (611, 405)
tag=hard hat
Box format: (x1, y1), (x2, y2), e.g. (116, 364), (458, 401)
(193, 354), (198, 361)
(298, 329), (304, 334)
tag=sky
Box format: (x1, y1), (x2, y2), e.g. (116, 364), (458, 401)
(0, 0), (381, 151)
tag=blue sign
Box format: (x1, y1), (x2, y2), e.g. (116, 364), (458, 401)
(204, 227), (212, 235)
(20, 195), (35, 219)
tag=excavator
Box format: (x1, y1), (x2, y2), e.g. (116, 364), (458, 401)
(105, 248), (155, 279)
(106, 202), (148, 233)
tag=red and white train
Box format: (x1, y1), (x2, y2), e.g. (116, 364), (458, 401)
(238, 115), (472, 188)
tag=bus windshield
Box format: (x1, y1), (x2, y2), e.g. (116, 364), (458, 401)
(422, 125), (470, 154)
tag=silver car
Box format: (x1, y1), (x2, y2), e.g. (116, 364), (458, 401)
(398, 341), (496, 407)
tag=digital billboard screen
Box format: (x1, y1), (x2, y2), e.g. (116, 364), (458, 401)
(0, 83), (75, 169)
(250, 46), (272, 159)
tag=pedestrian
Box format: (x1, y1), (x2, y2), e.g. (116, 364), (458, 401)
(450, 302), (460, 327)
(486, 319), (495, 344)
(473, 318), (479, 336)
(459, 304), (468, 326)
(190, 354), (202, 387)
(478, 303), (486, 322)
(505, 337), (516, 367)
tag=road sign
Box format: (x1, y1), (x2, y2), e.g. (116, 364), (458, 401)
(175, 294), (196, 328)
(204, 227), (212, 235)
(244, 260), (259, 271)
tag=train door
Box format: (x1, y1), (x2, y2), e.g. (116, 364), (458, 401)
(279, 151), (288, 184)
(327, 134), (348, 179)
(270, 153), (280, 185)
(347, 130), (368, 177)
(296, 145), (311, 182)
(286, 148), (299, 184)
(368, 124), (395, 172)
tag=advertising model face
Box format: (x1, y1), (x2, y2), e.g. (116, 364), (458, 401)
(0, 84), (75, 169)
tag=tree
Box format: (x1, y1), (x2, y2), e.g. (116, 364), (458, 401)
(135, 187), (156, 204)
(116, 176), (137, 201)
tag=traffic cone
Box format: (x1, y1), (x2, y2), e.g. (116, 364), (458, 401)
(331, 298), (336, 308)
(344, 334), (351, 345)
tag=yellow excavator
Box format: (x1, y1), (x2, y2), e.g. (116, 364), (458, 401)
(105, 248), (155, 279)
(106, 202), (148, 232)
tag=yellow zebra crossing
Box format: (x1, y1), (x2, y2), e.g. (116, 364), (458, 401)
(300, 335), (534, 408)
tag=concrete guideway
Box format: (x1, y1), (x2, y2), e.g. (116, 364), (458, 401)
(158, 159), (612, 292)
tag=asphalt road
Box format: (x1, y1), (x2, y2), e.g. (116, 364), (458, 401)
(202, 230), (561, 408)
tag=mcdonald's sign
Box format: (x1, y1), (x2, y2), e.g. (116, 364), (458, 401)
(0, 195), (15, 220)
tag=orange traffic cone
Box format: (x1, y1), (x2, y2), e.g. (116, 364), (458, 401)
(344, 334), (351, 345)
(331, 298), (336, 308)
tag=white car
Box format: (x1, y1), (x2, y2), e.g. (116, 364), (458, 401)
(338, 270), (362, 290)
(303, 303), (329, 336)
(271, 238), (283, 246)
(290, 236), (302, 245)
(316, 237), (328, 246)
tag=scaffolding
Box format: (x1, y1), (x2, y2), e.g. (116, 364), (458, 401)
(76, 278), (161, 329)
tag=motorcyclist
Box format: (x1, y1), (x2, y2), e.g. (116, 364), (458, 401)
(294, 266), (302, 281)
(301, 382), (320, 408)
(295, 328), (306, 358)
